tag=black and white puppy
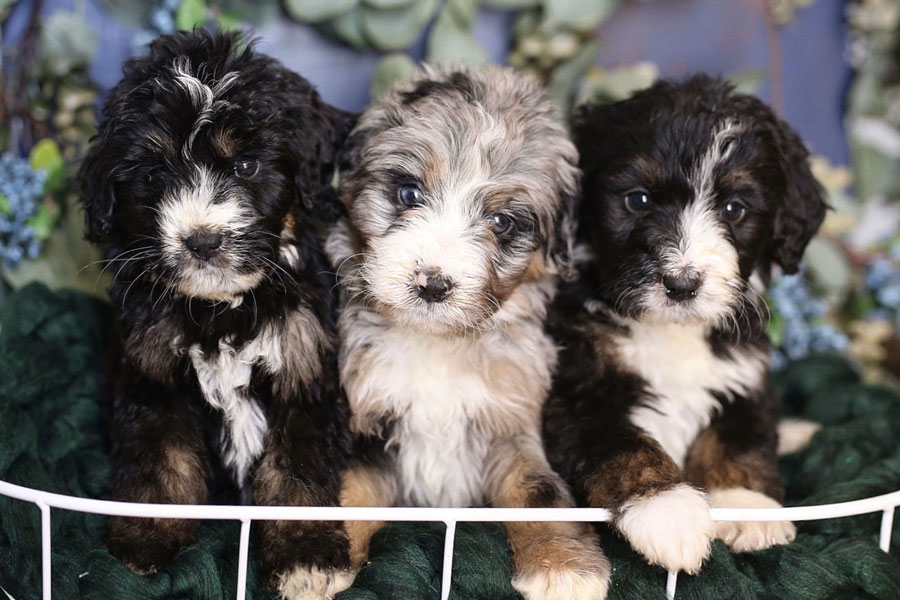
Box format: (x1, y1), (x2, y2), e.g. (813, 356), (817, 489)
(328, 65), (611, 599)
(543, 76), (826, 574)
(79, 30), (355, 599)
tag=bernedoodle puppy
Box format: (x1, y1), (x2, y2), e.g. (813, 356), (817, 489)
(543, 76), (827, 574)
(327, 65), (611, 599)
(78, 30), (356, 598)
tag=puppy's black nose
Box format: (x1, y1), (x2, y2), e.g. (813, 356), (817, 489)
(415, 269), (454, 303)
(184, 231), (223, 261)
(663, 273), (701, 301)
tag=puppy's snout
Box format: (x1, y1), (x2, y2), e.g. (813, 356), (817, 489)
(414, 269), (454, 303)
(663, 273), (701, 301)
(184, 230), (223, 261)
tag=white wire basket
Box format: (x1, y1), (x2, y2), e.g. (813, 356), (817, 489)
(0, 480), (897, 600)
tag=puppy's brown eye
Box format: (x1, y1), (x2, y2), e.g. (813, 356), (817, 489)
(722, 201), (746, 223)
(234, 159), (259, 179)
(490, 213), (514, 236)
(398, 184), (425, 207)
(624, 190), (652, 213)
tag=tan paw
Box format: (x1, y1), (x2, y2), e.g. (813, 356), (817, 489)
(709, 488), (797, 552)
(511, 535), (611, 600)
(617, 483), (715, 574)
(277, 565), (356, 600)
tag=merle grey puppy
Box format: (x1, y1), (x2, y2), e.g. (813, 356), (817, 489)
(329, 65), (611, 600)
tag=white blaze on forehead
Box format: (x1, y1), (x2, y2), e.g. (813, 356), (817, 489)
(664, 194), (738, 275)
(693, 120), (743, 205)
(666, 119), (743, 274)
(170, 56), (240, 157)
(651, 120), (743, 319)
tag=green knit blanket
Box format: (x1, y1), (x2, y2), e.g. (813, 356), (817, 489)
(2, 283), (899, 600)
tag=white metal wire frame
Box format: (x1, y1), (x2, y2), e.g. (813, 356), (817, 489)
(0, 480), (897, 600)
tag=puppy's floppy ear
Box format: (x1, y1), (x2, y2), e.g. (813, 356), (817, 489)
(77, 132), (118, 244)
(741, 97), (827, 274)
(768, 124), (827, 274)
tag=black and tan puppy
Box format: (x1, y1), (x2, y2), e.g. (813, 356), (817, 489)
(79, 30), (355, 599)
(328, 65), (611, 599)
(543, 76), (826, 574)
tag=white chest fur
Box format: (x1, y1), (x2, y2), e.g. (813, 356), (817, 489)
(186, 309), (327, 487)
(612, 321), (767, 469)
(190, 336), (270, 487)
(341, 309), (555, 508)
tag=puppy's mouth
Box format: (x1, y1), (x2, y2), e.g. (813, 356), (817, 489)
(164, 232), (264, 301)
(638, 272), (743, 326)
(366, 272), (500, 336)
(175, 262), (264, 302)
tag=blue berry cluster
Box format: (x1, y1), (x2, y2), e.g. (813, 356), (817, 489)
(864, 255), (900, 325)
(133, 0), (181, 52)
(768, 269), (849, 369)
(0, 153), (47, 269)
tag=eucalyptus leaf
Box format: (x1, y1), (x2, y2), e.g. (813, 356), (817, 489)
(371, 53), (418, 99)
(90, 0), (154, 26)
(543, 0), (618, 32)
(427, 6), (487, 66)
(361, 0), (438, 51)
(176, 0), (208, 30)
(766, 301), (785, 347)
(804, 236), (854, 306)
(0, 0), (15, 21)
(482, 0), (538, 9)
(1, 196), (109, 300)
(39, 12), (99, 77)
(218, 11), (242, 32)
(575, 61), (658, 106)
(362, 0), (417, 10)
(285, 0), (358, 24)
(445, 0), (479, 28)
(512, 9), (540, 38)
(729, 68), (767, 95)
(325, 7), (369, 48)
(219, 0), (282, 23)
(547, 41), (599, 114)
(29, 139), (65, 195)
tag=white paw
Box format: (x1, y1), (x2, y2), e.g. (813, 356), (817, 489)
(709, 488), (797, 552)
(277, 565), (356, 600)
(777, 418), (822, 455)
(616, 483), (715, 574)
(511, 536), (611, 600)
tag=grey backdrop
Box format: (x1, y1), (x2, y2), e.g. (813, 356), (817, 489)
(3, 0), (851, 164)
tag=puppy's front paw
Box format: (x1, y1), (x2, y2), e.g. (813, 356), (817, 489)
(511, 535), (611, 600)
(616, 483), (714, 574)
(276, 565), (356, 600)
(709, 488), (796, 552)
(107, 516), (196, 575)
